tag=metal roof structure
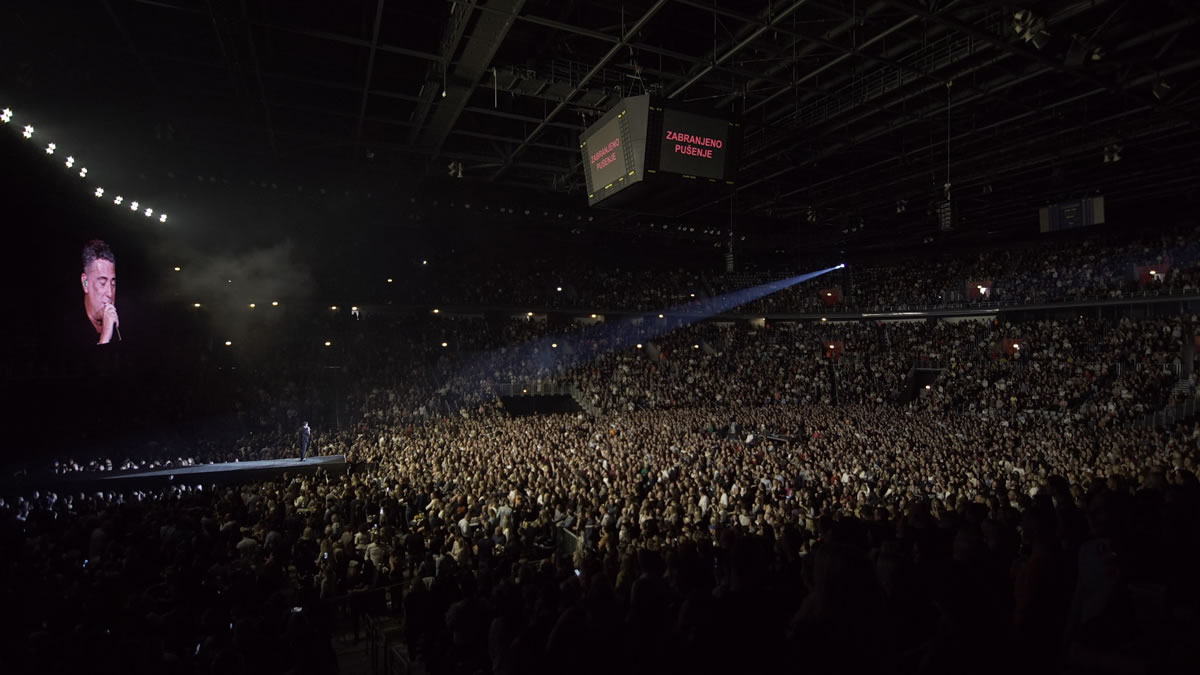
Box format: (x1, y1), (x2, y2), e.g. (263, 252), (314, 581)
(3, 0), (1198, 250)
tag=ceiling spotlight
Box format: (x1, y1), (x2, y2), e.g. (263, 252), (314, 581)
(551, 343), (558, 348)
(130, 201), (139, 211)
(636, 344), (643, 349)
(144, 208), (153, 217)
(94, 187), (104, 198)
(325, 341), (332, 347)
(422, 260), (428, 265)
(1104, 143), (1122, 163)
(45, 143), (55, 154)
(527, 312), (534, 317)
(331, 305), (338, 311)
(441, 342), (448, 347)
(658, 314), (664, 319)
(432, 308), (439, 314)
(114, 196), (123, 205)
(22, 125), (33, 139)
(79, 167), (87, 178)
(159, 213), (168, 223)
(447, 161), (463, 178)
(387, 278), (393, 283)
(65, 156), (74, 168)
(351, 306), (358, 312)
(225, 341), (232, 346)
(249, 303), (256, 308)
(271, 301), (279, 306)
(896, 199), (907, 214)
(556, 286), (562, 292)
(174, 266), (181, 272)
(0, 108), (12, 123)
(1013, 10), (1050, 49)
(590, 314), (597, 318)
(1153, 81), (1172, 100)
(193, 303), (201, 308)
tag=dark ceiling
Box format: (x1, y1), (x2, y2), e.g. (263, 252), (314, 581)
(3, 0), (1199, 252)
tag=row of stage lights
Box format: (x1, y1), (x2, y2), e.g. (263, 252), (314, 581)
(2, 106), (168, 223)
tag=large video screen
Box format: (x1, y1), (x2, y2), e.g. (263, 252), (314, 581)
(582, 116), (627, 200)
(657, 109), (730, 180)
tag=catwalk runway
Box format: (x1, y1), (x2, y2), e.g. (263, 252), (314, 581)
(8, 455), (349, 493)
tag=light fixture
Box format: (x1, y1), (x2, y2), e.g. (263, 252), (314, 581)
(1153, 81), (1172, 100)
(1013, 343), (1020, 350)
(692, 344), (699, 349)
(65, 156), (74, 168)
(925, 384), (931, 390)
(114, 196), (123, 205)
(0, 108), (11, 123)
(271, 301), (279, 306)
(173, 266), (181, 272)
(829, 345), (835, 349)
(551, 343), (558, 348)
(821, 317), (827, 322)
(351, 306), (358, 312)
(331, 306), (338, 310)
(441, 342), (448, 347)
(249, 303), (256, 308)
(94, 187), (104, 198)
(45, 143), (55, 154)
(325, 341), (332, 347)
(658, 314), (664, 319)
(432, 308), (439, 314)
(193, 303), (201, 308)
(159, 214), (167, 223)
(144, 208), (153, 217)
(79, 167), (87, 178)
(636, 344), (643, 349)
(590, 314), (597, 318)
(130, 201), (139, 211)
(1012, 10), (1050, 49)
(225, 341), (232, 346)
(556, 286), (562, 292)
(422, 260), (428, 265)
(22, 124), (33, 139)
(387, 278), (393, 283)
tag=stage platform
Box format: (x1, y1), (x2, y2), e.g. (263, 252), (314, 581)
(6, 455), (349, 493)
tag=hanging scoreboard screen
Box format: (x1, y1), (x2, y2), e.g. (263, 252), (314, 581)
(580, 95), (738, 212)
(582, 116), (628, 200)
(657, 109), (731, 180)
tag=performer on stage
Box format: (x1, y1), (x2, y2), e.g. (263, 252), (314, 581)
(299, 421), (311, 461)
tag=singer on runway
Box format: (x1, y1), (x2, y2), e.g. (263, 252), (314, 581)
(299, 421), (311, 461)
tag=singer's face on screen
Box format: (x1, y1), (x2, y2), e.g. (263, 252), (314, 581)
(82, 258), (116, 324)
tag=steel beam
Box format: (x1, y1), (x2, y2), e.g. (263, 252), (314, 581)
(353, 0), (388, 158)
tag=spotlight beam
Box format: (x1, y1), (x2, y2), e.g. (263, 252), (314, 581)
(439, 264), (844, 392)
